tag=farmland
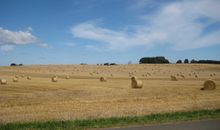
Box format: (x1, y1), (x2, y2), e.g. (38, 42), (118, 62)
(0, 64), (220, 124)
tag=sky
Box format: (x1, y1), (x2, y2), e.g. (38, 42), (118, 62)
(0, 0), (220, 65)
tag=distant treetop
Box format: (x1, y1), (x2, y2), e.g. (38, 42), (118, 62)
(139, 56), (169, 64)
(190, 59), (220, 64)
(10, 63), (23, 66)
(184, 59), (189, 63)
(176, 60), (182, 64)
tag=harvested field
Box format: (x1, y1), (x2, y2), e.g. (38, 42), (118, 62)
(0, 64), (220, 123)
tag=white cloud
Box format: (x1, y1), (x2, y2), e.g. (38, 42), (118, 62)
(0, 45), (14, 51)
(71, 22), (156, 50)
(71, 0), (220, 51)
(71, 22), (134, 50)
(0, 27), (48, 51)
(39, 43), (49, 48)
(0, 27), (37, 45)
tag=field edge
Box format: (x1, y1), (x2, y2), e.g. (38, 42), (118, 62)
(0, 108), (220, 130)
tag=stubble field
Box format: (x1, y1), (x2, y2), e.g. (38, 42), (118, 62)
(0, 64), (220, 124)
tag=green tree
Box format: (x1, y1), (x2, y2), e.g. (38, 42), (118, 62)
(176, 60), (182, 64)
(184, 59), (189, 63)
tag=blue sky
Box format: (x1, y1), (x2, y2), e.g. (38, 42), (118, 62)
(0, 0), (220, 65)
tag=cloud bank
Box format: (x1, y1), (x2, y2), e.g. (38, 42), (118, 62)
(71, 0), (220, 51)
(0, 27), (48, 51)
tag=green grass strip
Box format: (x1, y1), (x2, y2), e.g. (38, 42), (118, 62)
(1, 109), (220, 130)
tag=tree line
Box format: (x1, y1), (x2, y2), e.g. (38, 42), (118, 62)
(178, 59), (220, 64)
(139, 56), (220, 64)
(10, 63), (23, 66)
(139, 56), (169, 64)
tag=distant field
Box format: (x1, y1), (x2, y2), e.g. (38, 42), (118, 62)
(0, 64), (220, 124)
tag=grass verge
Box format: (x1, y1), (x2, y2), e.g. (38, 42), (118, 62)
(1, 109), (220, 130)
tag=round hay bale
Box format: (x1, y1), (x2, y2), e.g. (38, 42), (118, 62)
(99, 76), (107, 82)
(195, 75), (198, 79)
(201, 79), (216, 90)
(27, 76), (32, 80)
(131, 76), (138, 81)
(0, 79), (7, 85)
(65, 75), (70, 79)
(100, 77), (107, 82)
(131, 77), (143, 88)
(180, 75), (185, 79)
(51, 76), (58, 82)
(13, 77), (18, 82)
(170, 75), (177, 81)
